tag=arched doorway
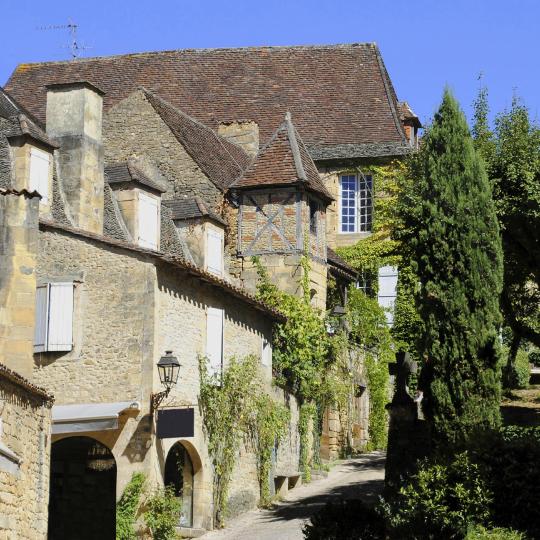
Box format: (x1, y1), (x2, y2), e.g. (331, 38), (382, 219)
(164, 442), (194, 527)
(48, 437), (117, 540)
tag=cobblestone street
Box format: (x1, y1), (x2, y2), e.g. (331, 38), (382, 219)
(202, 452), (385, 540)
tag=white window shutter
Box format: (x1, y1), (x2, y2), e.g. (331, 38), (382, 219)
(47, 282), (74, 352)
(261, 338), (272, 367)
(29, 148), (50, 204)
(377, 266), (399, 326)
(138, 193), (159, 250)
(34, 284), (49, 353)
(206, 229), (223, 276)
(206, 308), (224, 377)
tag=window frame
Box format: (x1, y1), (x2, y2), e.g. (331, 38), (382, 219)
(339, 173), (373, 234)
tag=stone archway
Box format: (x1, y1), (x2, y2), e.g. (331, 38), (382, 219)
(48, 436), (117, 540)
(164, 442), (194, 527)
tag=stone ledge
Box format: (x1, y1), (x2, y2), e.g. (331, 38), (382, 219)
(175, 526), (206, 538)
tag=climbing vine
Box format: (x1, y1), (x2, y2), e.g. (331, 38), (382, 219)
(116, 472), (146, 540)
(198, 354), (290, 524)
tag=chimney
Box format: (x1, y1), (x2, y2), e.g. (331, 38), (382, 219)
(0, 189), (40, 379)
(46, 81), (105, 234)
(218, 121), (259, 157)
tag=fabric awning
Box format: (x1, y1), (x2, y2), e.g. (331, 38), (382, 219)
(52, 401), (140, 435)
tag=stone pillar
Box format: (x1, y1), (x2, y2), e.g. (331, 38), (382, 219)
(384, 352), (430, 492)
(0, 189), (40, 379)
(46, 81), (105, 234)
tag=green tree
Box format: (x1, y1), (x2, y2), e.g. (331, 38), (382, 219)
(398, 89), (504, 446)
(473, 91), (540, 350)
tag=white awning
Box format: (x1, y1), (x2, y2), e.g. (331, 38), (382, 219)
(52, 401), (140, 435)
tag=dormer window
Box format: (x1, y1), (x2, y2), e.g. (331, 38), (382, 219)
(206, 228), (224, 276)
(29, 147), (51, 204)
(138, 192), (159, 250)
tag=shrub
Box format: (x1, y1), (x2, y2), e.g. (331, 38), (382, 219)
(528, 349), (540, 367)
(381, 452), (492, 539)
(303, 499), (385, 540)
(471, 428), (540, 538)
(116, 472), (146, 540)
(144, 485), (181, 540)
(465, 525), (526, 540)
(502, 349), (530, 389)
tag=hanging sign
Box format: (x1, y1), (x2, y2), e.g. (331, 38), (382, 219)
(156, 408), (195, 439)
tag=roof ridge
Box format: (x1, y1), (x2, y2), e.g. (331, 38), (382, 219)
(284, 112), (307, 182)
(373, 46), (408, 145)
(10, 42), (378, 69)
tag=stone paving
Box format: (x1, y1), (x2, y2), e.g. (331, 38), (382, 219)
(202, 451), (386, 540)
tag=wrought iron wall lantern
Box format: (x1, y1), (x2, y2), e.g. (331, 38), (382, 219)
(151, 351), (181, 412)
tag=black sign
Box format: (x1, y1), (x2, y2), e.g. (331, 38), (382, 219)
(156, 408), (195, 439)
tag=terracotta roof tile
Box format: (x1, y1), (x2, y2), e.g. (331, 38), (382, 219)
(5, 44), (410, 158)
(143, 89), (249, 190)
(163, 196), (226, 225)
(105, 160), (168, 193)
(233, 114), (333, 202)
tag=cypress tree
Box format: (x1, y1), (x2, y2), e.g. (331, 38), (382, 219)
(399, 89), (504, 446)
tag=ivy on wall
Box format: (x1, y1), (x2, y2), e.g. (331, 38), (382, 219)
(198, 355), (290, 526)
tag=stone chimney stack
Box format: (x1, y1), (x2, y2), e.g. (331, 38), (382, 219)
(0, 189), (40, 379)
(46, 81), (105, 234)
(218, 121), (259, 157)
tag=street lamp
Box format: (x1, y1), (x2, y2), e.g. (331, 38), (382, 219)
(151, 351), (181, 412)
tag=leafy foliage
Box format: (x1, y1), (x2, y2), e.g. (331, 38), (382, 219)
(199, 355), (290, 523)
(116, 472), (146, 540)
(346, 287), (392, 449)
(473, 90), (540, 347)
(397, 89), (503, 446)
(144, 486), (181, 540)
(470, 427), (540, 538)
(381, 452), (492, 540)
(502, 348), (530, 390)
(303, 499), (386, 540)
(465, 525), (526, 540)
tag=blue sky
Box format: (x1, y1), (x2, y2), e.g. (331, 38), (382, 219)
(1, 0), (537, 126)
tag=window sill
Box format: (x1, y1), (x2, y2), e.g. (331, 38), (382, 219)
(333, 232), (372, 248)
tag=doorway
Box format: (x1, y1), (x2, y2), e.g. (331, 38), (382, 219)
(164, 442), (194, 527)
(48, 436), (117, 540)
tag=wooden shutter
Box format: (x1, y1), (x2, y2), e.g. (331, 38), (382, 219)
(377, 265), (399, 326)
(29, 148), (50, 204)
(34, 284), (49, 353)
(261, 338), (272, 367)
(206, 307), (224, 377)
(138, 193), (159, 250)
(206, 229), (223, 275)
(47, 282), (74, 352)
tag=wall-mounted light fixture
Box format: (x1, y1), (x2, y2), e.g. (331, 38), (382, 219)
(151, 351), (181, 412)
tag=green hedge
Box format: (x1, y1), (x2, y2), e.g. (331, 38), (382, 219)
(502, 349), (530, 389)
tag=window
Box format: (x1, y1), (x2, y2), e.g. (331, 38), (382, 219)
(206, 228), (224, 276)
(29, 148), (50, 204)
(409, 127), (416, 148)
(138, 192), (159, 250)
(261, 338), (272, 367)
(34, 282), (74, 353)
(339, 174), (373, 233)
(309, 200), (318, 234)
(377, 266), (398, 326)
(206, 307), (224, 377)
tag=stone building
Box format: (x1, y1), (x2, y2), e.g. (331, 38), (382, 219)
(0, 42), (419, 535)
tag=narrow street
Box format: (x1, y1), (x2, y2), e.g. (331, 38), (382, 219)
(203, 451), (385, 540)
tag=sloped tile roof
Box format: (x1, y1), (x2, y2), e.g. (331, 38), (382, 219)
(0, 87), (56, 148)
(5, 43), (410, 158)
(163, 196), (226, 225)
(143, 89), (249, 191)
(327, 247), (358, 280)
(105, 160), (168, 193)
(233, 113), (333, 202)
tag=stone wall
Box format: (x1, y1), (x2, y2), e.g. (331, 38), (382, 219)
(0, 370), (52, 540)
(0, 190), (40, 379)
(34, 224), (302, 530)
(218, 121), (259, 158)
(103, 90), (222, 208)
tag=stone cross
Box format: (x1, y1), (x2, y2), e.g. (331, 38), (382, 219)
(388, 351), (417, 405)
